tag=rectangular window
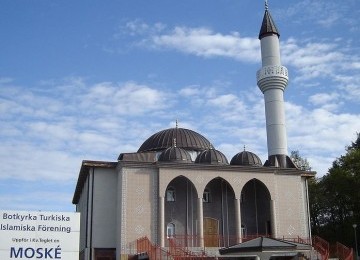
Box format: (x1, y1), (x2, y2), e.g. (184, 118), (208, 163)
(203, 190), (210, 203)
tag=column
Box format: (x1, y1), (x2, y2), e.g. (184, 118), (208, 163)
(270, 200), (277, 238)
(235, 198), (242, 243)
(197, 197), (204, 247)
(159, 197), (165, 247)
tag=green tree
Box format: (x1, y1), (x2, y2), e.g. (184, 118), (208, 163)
(310, 133), (360, 248)
(308, 178), (327, 234)
(290, 150), (312, 171)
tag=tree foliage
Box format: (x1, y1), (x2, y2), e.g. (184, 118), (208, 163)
(309, 133), (360, 248)
(290, 150), (312, 171)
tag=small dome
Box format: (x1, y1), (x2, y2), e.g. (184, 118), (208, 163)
(230, 151), (262, 166)
(195, 149), (229, 165)
(158, 146), (192, 163)
(138, 127), (213, 152)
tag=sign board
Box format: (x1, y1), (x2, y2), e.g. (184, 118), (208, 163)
(0, 210), (80, 259)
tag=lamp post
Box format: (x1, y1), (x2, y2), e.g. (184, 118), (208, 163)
(354, 224), (358, 260)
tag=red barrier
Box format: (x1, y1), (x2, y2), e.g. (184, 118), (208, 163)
(335, 242), (353, 260)
(313, 236), (330, 260)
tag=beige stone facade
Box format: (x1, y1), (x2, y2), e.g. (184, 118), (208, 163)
(73, 158), (314, 259)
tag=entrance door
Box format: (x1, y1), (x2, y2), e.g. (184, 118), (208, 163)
(94, 249), (116, 260)
(203, 217), (219, 247)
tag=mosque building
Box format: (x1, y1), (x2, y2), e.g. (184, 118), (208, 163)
(72, 2), (316, 260)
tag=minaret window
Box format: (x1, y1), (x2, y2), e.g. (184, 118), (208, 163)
(166, 187), (176, 202)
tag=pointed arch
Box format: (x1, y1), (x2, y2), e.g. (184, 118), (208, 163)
(163, 175), (199, 198)
(164, 176), (198, 246)
(240, 178), (272, 238)
(203, 177), (236, 247)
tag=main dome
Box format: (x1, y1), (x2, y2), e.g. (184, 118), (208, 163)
(138, 127), (213, 152)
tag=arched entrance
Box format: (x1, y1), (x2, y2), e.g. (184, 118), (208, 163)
(164, 176), (198, 246)
(241, 179), (271, 239)
(203, 178), (236, 247)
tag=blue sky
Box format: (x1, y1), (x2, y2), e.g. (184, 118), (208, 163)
(1, 0), (359, 212)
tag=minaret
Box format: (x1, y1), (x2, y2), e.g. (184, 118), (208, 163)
(257, 1), (296, 168)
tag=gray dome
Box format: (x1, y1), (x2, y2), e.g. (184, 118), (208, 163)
(138, 127), (213, 152)
(195, 149), (229, 165)
(230, 151), (262, 166)
(158, 146), (192, 163)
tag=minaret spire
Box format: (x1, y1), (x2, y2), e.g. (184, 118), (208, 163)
(257, 4), (296, 168)
(259, 0), (280, 40)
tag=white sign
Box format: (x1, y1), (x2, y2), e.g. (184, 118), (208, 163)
(0, 210), (80, 260)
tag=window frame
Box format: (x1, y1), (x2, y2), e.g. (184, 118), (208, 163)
(166, 187), (176, 202)
(167, 223), (175, 238)
(203, 188), (211, 203)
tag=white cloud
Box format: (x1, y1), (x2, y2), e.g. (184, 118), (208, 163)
(342, 83), (360, 101)
(275, 0), (356, 29)
(308, 92), (340, 110)
(0, 144), (80, 181)
(117, 21), (360, 107)
(151, 27), (260, 62)
(81, 81), (169, 116)
(282, 39), (345, 82)
(0, 77), (13, 84)
(178, 85), (202, 97)
(207, 94), (240, 107)
(350, 62), (360, 69)
(1, 74), (358, 184)
(285, 101), (360, 175)
(117, 21), (260, 62)
(119, 19), (166, 37)
(0, 79), (172, 181)
(1, 13), (359, 206)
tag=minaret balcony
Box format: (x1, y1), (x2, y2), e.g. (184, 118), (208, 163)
(257, 65), (289, 93)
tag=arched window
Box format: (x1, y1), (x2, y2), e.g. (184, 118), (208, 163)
(166, 187), (176, 202)
(167, 223), (175, 238)
(203, 188), (211, 203)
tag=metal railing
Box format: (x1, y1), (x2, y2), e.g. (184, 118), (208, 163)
(126, 235), (326, 260)
(335, 242), (353, 260)
(313, 235), (330, 260)
(129, 236), (211, 260)
(136, 237), (172, 260)
(167, 234), (274, 248)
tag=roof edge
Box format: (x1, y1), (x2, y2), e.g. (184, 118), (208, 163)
(72, 160), (117, 204)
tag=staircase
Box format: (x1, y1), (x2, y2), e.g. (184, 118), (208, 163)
(312, 236), (354, 260)
(333, 242), (353, 260)
(313, 235), (330, 260)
